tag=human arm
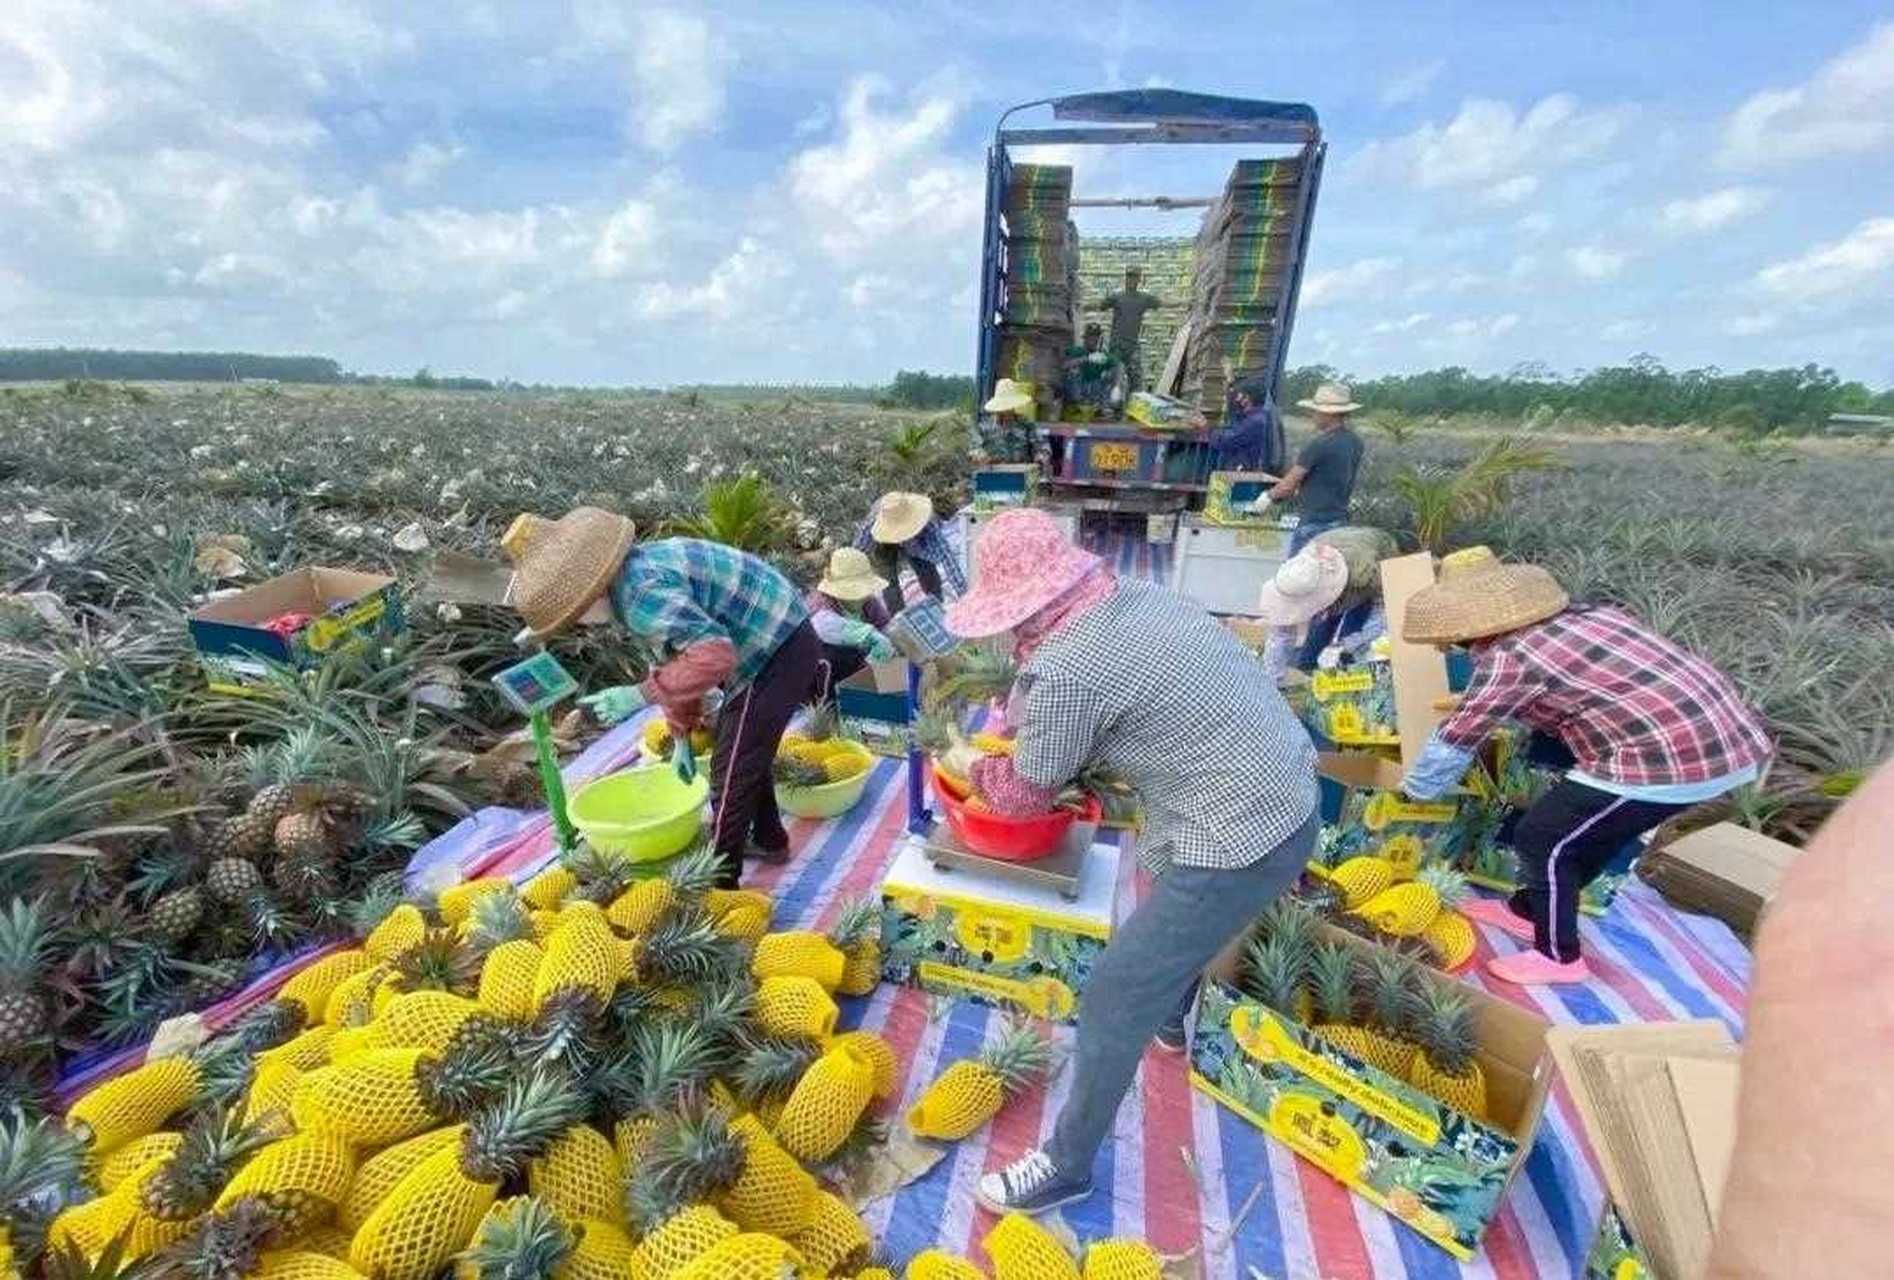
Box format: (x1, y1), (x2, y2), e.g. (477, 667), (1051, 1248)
(1399, 733), (1476, 800)
(967, 671), (1106, 814)
(1267, 463), (1308, 501)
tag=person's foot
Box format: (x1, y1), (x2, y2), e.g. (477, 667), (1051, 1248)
(1486, 949), (1591, 985)
(744, 840), (791, 865)
(974, 1150), (1093, 1217)
(1152, 1016), (1189, 1055)
(1460, 896), (1535, 942)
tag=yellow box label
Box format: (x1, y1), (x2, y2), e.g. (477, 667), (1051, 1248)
(1269, 1092), (1369, 1183)
(1312, 669), (1375, 699)
(307, 596), (386, 652)
(953, 905), (1031, 963)
(916, 963), (1076, 1020)
(1362, 791), (1457, 830)
(1228, 1005), (1440, 1146)
(1091, 442), (1138, 472)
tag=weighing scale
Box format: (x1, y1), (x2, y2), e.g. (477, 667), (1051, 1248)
(490, 650), (581, 855)
(917, 819), (1092, 901)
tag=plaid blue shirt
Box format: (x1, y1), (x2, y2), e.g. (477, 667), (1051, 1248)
(609, 539), (809, 687)
(851, 517), (968, 597)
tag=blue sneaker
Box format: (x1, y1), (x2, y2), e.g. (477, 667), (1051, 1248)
(975, 1150), (1094, 1217)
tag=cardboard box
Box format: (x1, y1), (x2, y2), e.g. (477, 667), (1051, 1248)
(1189, 920), (1553, 1260)
(835, 660), (913, 757)
(878, 835), (1120, 1024)
(970, 465), (1038, 512)
(190, 567), (404, 693)
(1201, 470), (1283, 526)
(1172, 516), (1288, 617)
(1638, 822), (1797, 938)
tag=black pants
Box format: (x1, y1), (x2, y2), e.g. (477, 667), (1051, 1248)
(707, 622), (820, 889)
(817, 643), (869, 693)
(1508, 780), (1688, 961)
(865, 542), (942, 619)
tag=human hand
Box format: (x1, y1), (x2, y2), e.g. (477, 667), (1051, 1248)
(579, 686), (646, 725)
(866, 632), (896, 663)
(1246, 494), (1274, 516)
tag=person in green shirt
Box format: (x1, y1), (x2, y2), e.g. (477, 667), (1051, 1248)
(1061, 323), (1121, 418)
(1090, 267), (1169, 392)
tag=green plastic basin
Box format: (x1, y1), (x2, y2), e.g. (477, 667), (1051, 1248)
(775, 742), (876, 819)
(568, 764), (709, 862)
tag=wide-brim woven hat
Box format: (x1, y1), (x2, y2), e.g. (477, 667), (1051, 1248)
(983, 379), (1034, 414)
(1254, 543), (1350, 626)
(945, 508), (1102, 639)
(1296, 381), (1361, 414)
(502, 506), (637, 639)
(817, 546), (888, 602)
(871, 492), (934, 545)
(1403, 545), (1570, 644)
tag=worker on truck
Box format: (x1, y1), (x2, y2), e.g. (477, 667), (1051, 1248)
(1090, 266), (1169, 393)
(1261, 381), (1366, 554)
(1208, 376), (1286, 473)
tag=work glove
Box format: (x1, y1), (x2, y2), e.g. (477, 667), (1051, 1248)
(1246, 494), (1274, 516)
(579, 685), (647, 725)
(671, 735), (697, 786)
(865, 631), (896, 663)
(1316, 645), (1347, 671)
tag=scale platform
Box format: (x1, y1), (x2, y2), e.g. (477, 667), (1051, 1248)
(919, 819), (1092, 900)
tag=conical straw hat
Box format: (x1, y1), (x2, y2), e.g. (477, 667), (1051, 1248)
(1402, 546), (1569, 644)
(502, 506), (637, 639)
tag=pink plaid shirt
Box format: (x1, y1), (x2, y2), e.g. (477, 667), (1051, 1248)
(1438, 606), (1771, 787)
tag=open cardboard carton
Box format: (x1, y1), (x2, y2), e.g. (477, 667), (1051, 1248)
(1638, 822), (1798, 939)
(835, 660), (913, 757)
(188, 566), (404, 692)
(1190, 918), (1552, 1260)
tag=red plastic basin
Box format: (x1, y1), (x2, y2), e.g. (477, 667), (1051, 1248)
(930, 764), (1102, 862)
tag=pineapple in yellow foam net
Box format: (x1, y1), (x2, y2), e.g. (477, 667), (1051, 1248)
(251, 1251), (369, 1280)
(673, 1232), (809, 1280)
(363, 903), (428, 962)
(1081, 1238), (1164, 1279)
(64, 1053), (202, 1155)
(527, 1121), (624, 1228)
(829, 1028), (899, 1099)
(909, 1019), (1055, 1141)
(985, 1211), (1081, 1280)
(754, 975), (839, 1041)
(290, 1010), (520, 1147)
(773, 1040), (875, 1162)
(632, 1203), (738, 1280)
(624, 1104), (814, 1241)
(828, 898), (884, 997)
(96, 1132), (184, 1193)
(751, 930), (847, 991)
(277, 948), (378, 1023)
(458, 1196), (635, 1280)
(529, 908), (624, 1010)
(906, 1249), (990, 1279)
(342, 1125), (465, 1231)
(476, 938), (544, 1020)
(786, 1188), (873, 1274)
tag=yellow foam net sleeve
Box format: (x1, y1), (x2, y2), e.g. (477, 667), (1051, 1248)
(561, 1219), (638, 1280)
(369, 992), (481, 1054)
(519, 866), (576, 912)
(527, 1124), (623, 1228)
(435, 877), (510, 926)
(786, 1189), (871, 1273)
(671, 1232), (808, 1280)
(214, 1127), (357, 1217)
(754, 976), (839, 1041)
(773, 1042), (873, 1162)
(363, 905), (428, 962)
(324, 1025), (380, 1066)
(631, 1204), (739, 1280)
(705, 888), (772, 923)
(341, 1125), (464, 1232)
(856, 1269), (895, 1280)
(476, 939), (544, 1020)
(829, 1030), (898, 1100)
(750, 931), (847, 991)
(907, 1061), (1002, 1141)
(531, 912), (624, 1009)
(60, 1161), (190, 1260)
(297, 1225), (357, 1261)
(277, 949), (378, 1022)
(96, 1132), (184, 1193)
(613, 1114), (658, 1169)
(323, 965), (390, 1028)
(605, 878), (673, 935)
(252, 1251), (370, 1280)
(718, 1114), (816, 1236)
(65, 1055), (201, 1155)
(242, 1057), (304, 1128)
(984, 1213), (1081, 1280)
(1081, 1239), (1163, 1280)
(289, 1049), (434, 1146)
(259, 1025), (341, 1072)
(905, 1251), (990, 1280)
(349, 1146), (495, 1280)
(714, 903), (772, 944)
(838, 939), (881, 996)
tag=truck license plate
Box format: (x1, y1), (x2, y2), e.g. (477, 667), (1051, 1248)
(1091, 443), (1138, 473)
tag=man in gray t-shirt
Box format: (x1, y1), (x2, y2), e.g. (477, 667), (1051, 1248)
(1268, 381), (1367, 553)
(1091, 266), (1166, 392)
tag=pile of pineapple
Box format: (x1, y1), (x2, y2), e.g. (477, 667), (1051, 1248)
(1242, 902), (1489, 1119)
(772, 700), (870, 792)
(1299, 857), (1480, 973)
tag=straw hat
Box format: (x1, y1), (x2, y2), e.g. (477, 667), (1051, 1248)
(502, 506), (637, 639)
(870, 492), (934, 545)
(945, 508), (1101, 639)
(983, 378), (1034, 414)
(1254, 543), (1349, 627)
(1296, 382), (1361, 415)
(816, 546), (888, 602)
(1402, 546), (1570, 645)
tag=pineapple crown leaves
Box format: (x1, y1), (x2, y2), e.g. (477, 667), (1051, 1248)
(1415, 862), (1469, 909)
(0, 896), (54, 981)
(1241, 932), (1310, 1015)
(1412, 982), (1480, 1076)
(521, 987), (609, 1077)
(624, 1102), (747, 1232)
(978, 1018), (1056, 1095)
(559, 841), (636, 903)
(771, 756), (830, 788)
(138, 1107), (285, 1221)
(154, 1195), (284, 1280)
(628, 1021), (717, 1115)
(358, 811), (426, 852)
(389, 927), (482, 997)
(185, 1027), (272, 1110)
(661, 844), (724, 904)
(1257, 897), (1320, 953)
(463, 886), (532, 952)
(239, 726), (337, 794)
(732, 1035), (822, 1103)
(459, 1196), (577, 1280)
(796, 698), (840, 742)
(924, 645), (1018, 715)
(0, 1105), (90, 1214)
(210, 999), (307, 1057)
(689, 976), (757, 1055)
(1307, 941), (1362, 1025)
(636, 909), (739, 986)
(415, 1030), (520, 1122)
(39, 1233), (158, 1280)
(825, 897), (880, 950)
(458, 1070), (591, 1185)
(1363, 949), (1427, 1037)
(342, 880), (411, 939)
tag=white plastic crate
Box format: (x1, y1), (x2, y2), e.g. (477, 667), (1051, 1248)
(1172, 516), (1288, 616)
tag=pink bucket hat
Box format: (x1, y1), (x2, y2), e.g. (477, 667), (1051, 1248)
(945, 509), (1102, 639)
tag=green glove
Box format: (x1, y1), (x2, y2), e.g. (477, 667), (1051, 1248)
(671, 735), (697, 786)
(580, 686), (646, 725)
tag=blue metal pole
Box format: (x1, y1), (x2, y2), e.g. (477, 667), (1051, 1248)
(905, 660), (930, 835)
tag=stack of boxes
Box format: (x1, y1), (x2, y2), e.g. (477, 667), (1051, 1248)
(1180, 157), (1304, 422)
(992, 164), (1076, 417)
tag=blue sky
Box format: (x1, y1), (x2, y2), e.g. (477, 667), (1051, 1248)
(3, 2), (1891, 388)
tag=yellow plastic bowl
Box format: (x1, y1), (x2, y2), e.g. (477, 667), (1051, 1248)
(775, 742), (877, 819)
(567, 764), (709, 861)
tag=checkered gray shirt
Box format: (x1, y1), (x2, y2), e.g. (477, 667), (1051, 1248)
(1014, 579), (1319, 875)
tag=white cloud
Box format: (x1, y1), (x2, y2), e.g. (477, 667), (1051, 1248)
(846, 273), (900, 308)
(1660, 187), (1770, 234)
(1719, 23), (1894, 167)
(1371, 311), (1431, 335)
(1355, 93), (1632, 196)
(1601, 318), (1655, 342)
(391, 139), (465, 189)
(1755, 217), (1894, 302)
(629, 11), (731, 152)
(637, 236), (785, 321)
(1567, 245), (1628, 280)
(1302, 257), (1400, 307)
(1515, 212), (1554, 238)
(1509, 253), (1541, 280)
(1442, 313), (1520, 340)
(1380, 59), (1445, 107)
(590, 199), (663, 278)
(1725, 313), (1779, 336)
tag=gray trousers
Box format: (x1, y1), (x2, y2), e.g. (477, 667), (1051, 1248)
(1045, 807), (1318, 1177)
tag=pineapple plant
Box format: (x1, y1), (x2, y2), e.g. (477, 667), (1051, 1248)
(457, 1195), (627, 1280)
(462, 888), (533, 955)
(436, 878), (510, 929)
(907, 1019), (1054, 1141)
(1355, 950), (1425, 1077)
(1352, 864), (1465, 939)
(1406, 983), (1488, 1118)
(381, 929), (483, 1001)
(624, 1105), (751, 1237)
(204, 857), (264, 906)
(0, 1105), (91, 1277)
(1328, 856), (1394, 910)
(1240, 932), (1309, 1019)
(349, 1072), (590, 1280)
(0, 898), (54, 1054)
(827, 898), (882, 997)
(148, 886), (206, 944)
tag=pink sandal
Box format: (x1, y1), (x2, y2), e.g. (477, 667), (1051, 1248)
(1486, 949), (1591, 986)
(1459, 896), (1536, 942)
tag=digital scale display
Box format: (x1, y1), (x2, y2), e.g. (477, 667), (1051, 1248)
(491, 651), (579, 715)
